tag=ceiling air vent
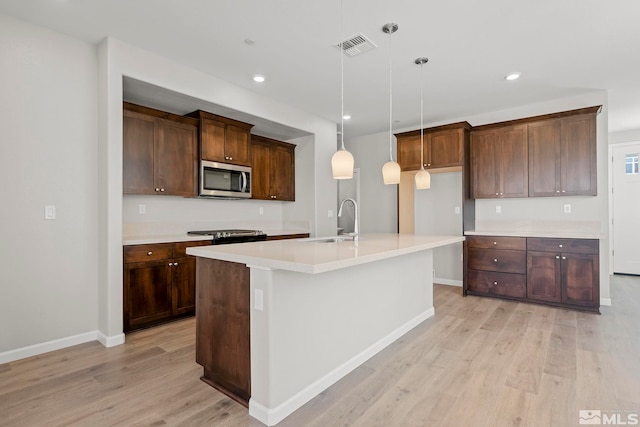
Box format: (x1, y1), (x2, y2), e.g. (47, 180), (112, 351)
(335, 33), (377, 57)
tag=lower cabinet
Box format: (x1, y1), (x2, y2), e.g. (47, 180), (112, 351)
(123, 240), (211, 332)
(464, 235), (599, 312)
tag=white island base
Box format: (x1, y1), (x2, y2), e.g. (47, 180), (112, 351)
(188, 234), (464, 426)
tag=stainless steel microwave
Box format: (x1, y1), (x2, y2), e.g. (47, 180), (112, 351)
(200, 160), (251, 198)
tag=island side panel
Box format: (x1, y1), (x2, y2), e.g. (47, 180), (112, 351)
(249, 249), (434, 425)
(195, 257), (251, 406)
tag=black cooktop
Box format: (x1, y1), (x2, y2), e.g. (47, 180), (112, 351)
(187, 229), (266, 242)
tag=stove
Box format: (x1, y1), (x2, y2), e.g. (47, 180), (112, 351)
(187, 229), (267, 244)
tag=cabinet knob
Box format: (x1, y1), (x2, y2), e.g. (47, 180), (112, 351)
(174, 262), (179, 266)
(556, 190), (560, 193)
(168, 262), (173, 266)
(427, 163), (431, 167)
(229, 157), (233, 160)
(562, 256), (566, 260)
(423, 163), (427, 167)
(556, 255), (560, 259)
(493, 258), (498, 263)
(160, 188), (165, 192)
(495, 193), (499, 196)
(561, 190), (566, 193)
(558, 244), (563, 248)
(147, 251), (153, 256)
(155, 188), (160, 192)
(493, 241), (497, 245)
(493, 281), (498, 286)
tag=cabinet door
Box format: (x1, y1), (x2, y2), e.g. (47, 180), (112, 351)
(270, 144), (295, 201)
(560, 114), (597, 196)
(250, 141), (271, 200)
(172, 257), (197, 315)
(124, 260), (172, 331)
(200, 118), (226, 162)
(225, 125), (251, 166)
(471, 130), (500, 198)
(561, 253), (599, 308)
(527, 251), (562, 302)
(156, 118), (197, 197)
(528, 119), (561, 197)
(429, 129), (463, 168)
(499, 125), (528, 198)
(397, 135), (423, 171)
(123, 111), (155, 194)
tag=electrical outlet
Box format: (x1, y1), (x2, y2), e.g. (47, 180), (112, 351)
(496, 205), (502, 214)
(138, 204), (146, 215)
(564, 204), (571, 214)
(454, 206), (460, 215)
(259, 206), (264, 215)
(254, 289), (264, 311)
(328, 210), (334, 218)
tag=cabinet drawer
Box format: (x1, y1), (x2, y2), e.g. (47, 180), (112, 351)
(466, 236), (526, 250)
(468, 248), (526, 274)
(527, 238), (598, 255)
(173, 240), (212, 257)
(124, 243), (173, 263)
(467, 270), (526, 298)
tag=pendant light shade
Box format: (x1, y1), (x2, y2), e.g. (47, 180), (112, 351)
(381, 23), (400, 185)
(332, 148), (354, 179)
(414, 56), (431, 190)
(382, 160), (401, 184)
(332, 0), (354, 180)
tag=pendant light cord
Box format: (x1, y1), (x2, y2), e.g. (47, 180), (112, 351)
(340, 0), (345, 151)
(420, 61), (425, 171)
(388, 29), (393, 162)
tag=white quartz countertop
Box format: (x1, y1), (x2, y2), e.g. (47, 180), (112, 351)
(465, 230), (605, 239)
(123, 229), (309, 246)
(186, 233), (465, 274)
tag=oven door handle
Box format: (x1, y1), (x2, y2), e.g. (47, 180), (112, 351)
(241, 171), (248, 193)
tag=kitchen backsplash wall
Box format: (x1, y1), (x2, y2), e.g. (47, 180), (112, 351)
(123, 195), (310, 236)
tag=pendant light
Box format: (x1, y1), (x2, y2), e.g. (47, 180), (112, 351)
(414, 57), (431, 190)
(381, 23), (401, 185)
(331, 0), (354, 180)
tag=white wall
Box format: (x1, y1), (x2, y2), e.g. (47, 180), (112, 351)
(609, 129), (640, 144)
(0, 14), (99, 356)
(348, 131), (398, 233)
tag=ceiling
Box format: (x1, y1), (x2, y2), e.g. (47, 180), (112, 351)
(2, 0), (640, 139)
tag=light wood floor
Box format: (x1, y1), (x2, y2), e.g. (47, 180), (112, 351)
(2, 276), (639, 427)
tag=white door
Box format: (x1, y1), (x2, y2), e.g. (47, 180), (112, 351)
(612, 143), (640, 274)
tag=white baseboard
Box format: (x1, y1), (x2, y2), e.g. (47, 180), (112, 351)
(98, 331), (126, 347)
(249, 307), (435, 426)
(600, 298), (612, 306)
(434, 278), (463, 287)
(0, 330), (126, 364)
(0, 331), (98, 364)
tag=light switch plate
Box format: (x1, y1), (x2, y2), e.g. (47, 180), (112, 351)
(138, 204), (146, 214)
(564, 204), (571, 214)
(45, 205), (56, 220)
(495, 205), (502, 214)
(254, 289), (264, 311)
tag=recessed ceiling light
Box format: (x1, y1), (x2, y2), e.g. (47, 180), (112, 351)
(505, 72), (521, 81)
(253, 75), (265, 83)
(343, 115), (351, 120)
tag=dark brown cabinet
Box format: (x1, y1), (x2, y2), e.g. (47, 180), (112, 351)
(528, 113), (597, 197)
(123, 103), (198, 197)
(526, 238), (599, 311)
(396, 122), (470, 171)
(123, 240), (211, 332)
(464, 235), (600, 312)
(186, 110), (253, 166)
(250, 135), (295, 201)
(471, 124), (528, 198)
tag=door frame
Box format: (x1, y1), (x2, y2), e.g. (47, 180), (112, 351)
(608, 140), (640, 275)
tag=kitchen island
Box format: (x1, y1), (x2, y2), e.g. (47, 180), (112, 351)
(187, 233), (464, 426)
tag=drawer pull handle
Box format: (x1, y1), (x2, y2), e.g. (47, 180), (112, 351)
(147, 251), (153, 256)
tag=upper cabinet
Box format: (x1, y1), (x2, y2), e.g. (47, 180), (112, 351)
(396, 122), (470, 171)
(528, 113), (597, 197)
(123, 103), (198, 197)
(250, 135), (296, 201)
(186, 110), (253, 166)
(471, 124), (528, 199)
(470, 106), (600, 199)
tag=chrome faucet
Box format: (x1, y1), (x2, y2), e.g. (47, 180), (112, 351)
(338, 198), (358, 242)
